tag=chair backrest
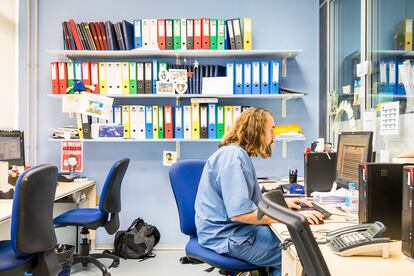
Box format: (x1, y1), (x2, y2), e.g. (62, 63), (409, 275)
(169, 159), (205, 236)
(11, 164), (58, 256)
(99, 158), (130, 214)
(257, 190), (331, 276)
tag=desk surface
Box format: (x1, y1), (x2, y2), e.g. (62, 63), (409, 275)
(270, 205), (414, 276)
(0, 180), (95, 224)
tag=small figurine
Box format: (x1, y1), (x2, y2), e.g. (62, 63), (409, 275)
(66, 79), (96, 94)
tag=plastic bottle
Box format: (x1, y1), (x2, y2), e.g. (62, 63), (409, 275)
(344, 182), (358, 222)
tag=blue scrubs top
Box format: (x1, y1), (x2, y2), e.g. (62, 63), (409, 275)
(195, 144), (262, 254)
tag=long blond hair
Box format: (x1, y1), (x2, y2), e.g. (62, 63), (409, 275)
(220, 107), (273, 158)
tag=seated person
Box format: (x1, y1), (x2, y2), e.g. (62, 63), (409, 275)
(195, 107), (323, 276)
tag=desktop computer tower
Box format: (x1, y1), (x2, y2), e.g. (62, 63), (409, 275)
(304, 152), (337, 196)
(358, 163), (404, 240)
(402, 165), (414, 259)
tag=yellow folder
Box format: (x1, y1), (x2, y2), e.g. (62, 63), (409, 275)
(243, 18), (252, 50)
(121, 62), (130, 94)
(76, 113), (84, 139)
(122, 105), (130, 138)
(191, 103), (200, 139)
(98, 62), (107, 94)
(224, 106), (233, 135)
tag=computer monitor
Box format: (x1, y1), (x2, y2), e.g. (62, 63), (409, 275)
(0, 130), (25, 168)
(335, 131), (373, 189)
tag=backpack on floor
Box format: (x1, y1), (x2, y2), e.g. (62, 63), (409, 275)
(111, 217), (161, 260)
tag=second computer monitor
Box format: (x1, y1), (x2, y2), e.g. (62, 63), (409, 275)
(0, 130), (25, 168)
(336, 131), (373, 189)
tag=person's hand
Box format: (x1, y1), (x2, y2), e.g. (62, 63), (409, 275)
(285, 198), (313, 210)
(298, 210), (324, 225)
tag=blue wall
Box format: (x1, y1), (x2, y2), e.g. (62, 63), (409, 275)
(27, 0), (319, 245)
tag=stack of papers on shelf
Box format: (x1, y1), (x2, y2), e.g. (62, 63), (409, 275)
(311, 188), (348, 204)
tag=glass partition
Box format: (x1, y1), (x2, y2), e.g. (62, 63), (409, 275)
(366, 0), (414, 161)
(328, 0), (362, 146)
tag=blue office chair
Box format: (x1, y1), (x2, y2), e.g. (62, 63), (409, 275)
(54, 158), (130, 276)
(0, 164), (60, 276)
(169, 159), (269, 275)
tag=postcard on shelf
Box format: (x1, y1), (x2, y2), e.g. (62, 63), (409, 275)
(61, 140), (83, 173)
(169, 69), (187, 82)
(78, 93), (114, 120)
(91, 123), (124, 139)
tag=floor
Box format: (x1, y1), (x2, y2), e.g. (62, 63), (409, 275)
(70, 250), (222, 276)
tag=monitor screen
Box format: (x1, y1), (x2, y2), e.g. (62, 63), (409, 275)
(336, 131), (373, 188)
(0, 130), (25, 168)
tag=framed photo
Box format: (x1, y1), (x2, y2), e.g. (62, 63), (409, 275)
(174, 81), (188, 94)
(169, 69), (187, 82)
(158, 69), (170, 82)
(156, 81), (175, 94)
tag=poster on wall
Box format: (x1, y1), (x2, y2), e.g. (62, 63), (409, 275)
(61, 140), (83, 172)
(380, 101), (400, 136)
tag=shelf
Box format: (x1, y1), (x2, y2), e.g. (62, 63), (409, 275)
(274, 134), (306, 142)
(48, 49), (301, 78)
(49, 136), (305, 142)
(347, 49), (414, 60)
(49, 138), (221, 143)
(274, 134), (306, 158)
(49, 135), (305, 159)
(48, 93), (305, 100)
(48, 93), (304, 118)
(47, 49), (302, 60)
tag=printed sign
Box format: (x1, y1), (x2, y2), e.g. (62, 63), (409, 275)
(61, 140), (83, 172)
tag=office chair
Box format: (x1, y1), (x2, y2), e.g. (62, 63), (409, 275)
(169, 159), (269, 275)
(257, 190), (331, 276)
(54, 158), (130, 276)
(0, 164), (60, 276)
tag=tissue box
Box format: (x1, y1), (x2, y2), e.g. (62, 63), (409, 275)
(91, 124), (124, 139)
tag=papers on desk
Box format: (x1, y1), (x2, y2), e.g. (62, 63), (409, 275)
(311, 188), (348, 204)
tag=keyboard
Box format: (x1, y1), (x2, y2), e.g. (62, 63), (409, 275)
(299, 202), (332, 219)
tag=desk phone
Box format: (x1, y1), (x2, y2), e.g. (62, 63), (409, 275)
(328, 221), (390, 258)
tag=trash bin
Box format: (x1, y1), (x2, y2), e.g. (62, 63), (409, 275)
(55, 244), (75, 276)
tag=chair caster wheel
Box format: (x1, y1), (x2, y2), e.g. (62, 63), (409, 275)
(111, 260), (120, 268)
(103, 273), (111, 276)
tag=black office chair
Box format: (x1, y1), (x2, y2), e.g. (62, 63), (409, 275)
(54, 158), (130, 276)
(0, 164), (60, 276)
(257, 190), (331, 276)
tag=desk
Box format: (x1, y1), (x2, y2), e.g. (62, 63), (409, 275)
(0, 180), (96, 243)
(270, 206), (414, 276)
